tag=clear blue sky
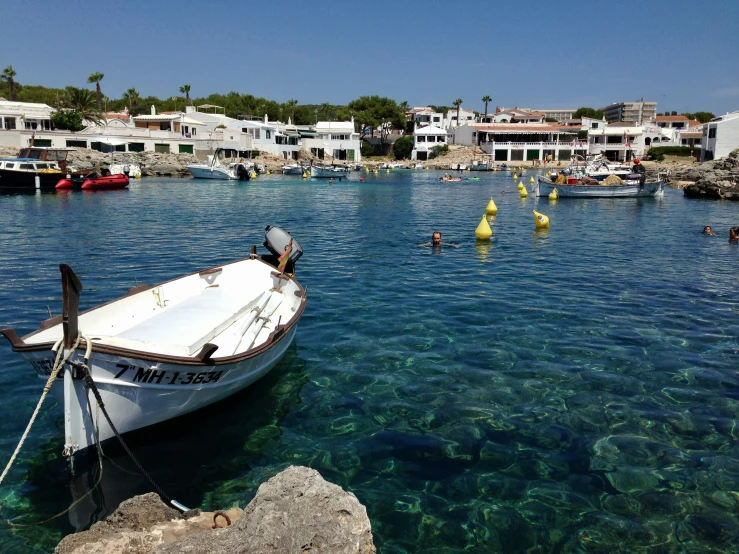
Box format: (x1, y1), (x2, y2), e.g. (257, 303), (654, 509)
(3, 0), (738, 115)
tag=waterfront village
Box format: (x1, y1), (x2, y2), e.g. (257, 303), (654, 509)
(1, 94), (738, 177)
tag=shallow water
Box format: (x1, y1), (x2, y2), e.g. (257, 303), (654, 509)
(1, 170), (738, 552)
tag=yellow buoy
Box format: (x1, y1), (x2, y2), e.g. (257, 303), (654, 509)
(475, 214), (493, 240)
(250, 171), (257, 179)
(386, 169), (390, 174)
(302, 172), (308, 178)
(485, 197), (498, 216)
(513, 173), (518, 180)
(517, 181), (524, 190)
(467, 166), (471, 171)
(533, 210), (549, 228)
(548, 188), (559, 200)
(266, 170), (271, 175)
(530, 176), (535, 183)
(520, 186), (528, 198)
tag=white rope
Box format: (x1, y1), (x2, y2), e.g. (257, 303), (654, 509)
(0, 334), (82, 486)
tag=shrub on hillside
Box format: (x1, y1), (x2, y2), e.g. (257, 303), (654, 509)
(393, 136), (413, 160)
(361, 141), (376, 157)
(646, 146), (695, 161)
(51, 109), (84, 132)
(429, 144), (449, 159)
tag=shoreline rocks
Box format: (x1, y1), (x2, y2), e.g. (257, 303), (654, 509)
(54, 466), (375, 554)
(672, 151), (739, 200)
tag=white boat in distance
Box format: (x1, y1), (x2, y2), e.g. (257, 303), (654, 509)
(310, 163), (349, 178)
(108, 162), (142, 179)
(534, 175), (664, 198)
(281, 163), (305, 175)
(186, 148), (252, 180)
(1, 226), (306, 456)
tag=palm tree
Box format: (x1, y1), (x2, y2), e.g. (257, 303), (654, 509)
(87, 72), (104, 111)
(2, 66), (18, 101)
(285, 99), (298, 122)
(453, 98), (463, 127)
(180, 84), (191, 106)
(482, 95), (492, 119)
(62, 86), (103, 125)
(320, 102), (331, 121)
(123, 88), (140, 114)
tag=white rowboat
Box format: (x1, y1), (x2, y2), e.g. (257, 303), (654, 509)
(535, 176), (665, 198)
(1, 230), (306, 456)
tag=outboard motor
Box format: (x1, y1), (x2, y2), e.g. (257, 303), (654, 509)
(123, 165), (131, 177)
(263, 225), (303, 273)
(236, 164), (250, 181)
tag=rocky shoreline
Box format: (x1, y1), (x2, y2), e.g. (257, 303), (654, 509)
(667, 150), (739, 199)
(55, 466), (375, 554)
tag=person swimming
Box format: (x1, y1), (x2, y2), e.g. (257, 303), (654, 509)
(420, 231), (460, 248)
(703, 226), (716, 236)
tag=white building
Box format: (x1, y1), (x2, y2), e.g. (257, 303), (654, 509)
(0, 99), (53, 131)
(411, 107), (443, 128)
(450, 123), (585, 162)
(411, 125), (448, 161)
(485, 109), (545, 124)
(701, 110), (739, 161)
(655, 115), (690, 129)
(588, 123), (669, 161)
(444, 108), (475, 129)
(301, 120), (361, 162)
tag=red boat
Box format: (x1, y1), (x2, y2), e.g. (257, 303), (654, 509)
(82, 174), (129, 190)
(56, 174), (129, 190)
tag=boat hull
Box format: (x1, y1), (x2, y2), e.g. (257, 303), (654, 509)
(187, 165), (238, 180)
(282, 166), (304, 175)
(535, 177), (664, 198)
(81, 175), (129, 190)
(0, 168), (64, 190)
(23, 325), (297, 451)
(310, 166), (348, 178)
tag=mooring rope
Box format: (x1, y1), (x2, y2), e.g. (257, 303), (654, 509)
(0, 334), (81, 487)
(2, 332), (187, 526)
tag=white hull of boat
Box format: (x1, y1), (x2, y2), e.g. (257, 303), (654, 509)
(186, 165), (238, 180)
(310, 166), (349, 178)
(4, 256), (305, 454)
(281, 166), (304, 175)
(535, 177), (664, 198)
(108, 163), (142, 179)
(22, 325), (296, 450)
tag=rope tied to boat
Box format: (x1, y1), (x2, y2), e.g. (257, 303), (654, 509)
(0, 333), (81, 488)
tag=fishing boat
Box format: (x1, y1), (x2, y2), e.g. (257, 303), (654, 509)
(0, 226), (306, 456)
(281, 163), (305, 175)
(186, 148), (252, 180)
(534, 175), (665, 198)
(310, 163), (348, 178)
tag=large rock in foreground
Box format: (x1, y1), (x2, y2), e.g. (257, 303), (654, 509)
(55, 466), (375, 554)
(679, 151), (739, 200)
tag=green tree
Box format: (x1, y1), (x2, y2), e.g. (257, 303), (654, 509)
(482, 95), (492, 118)
(180, 84), (191, 106)
(429, 105), (450, 115)
(545, 117), (558, 122)
(87, 72), (104, 111)
(61, 87), (102, 125)
(284, 99), (298, 122)
(320, 102), (331, 121)
(123, 87), (140, 114)
(2, 66), (18, 101)
(393, 135), (413, 160)
(51, 109), (84, 132)
(682, 111), (715, 124)
(573, 107), (605, 120)
(453, 98), (463, 126)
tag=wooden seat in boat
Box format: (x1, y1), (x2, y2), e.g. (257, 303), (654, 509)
(103, 287), (263, 357)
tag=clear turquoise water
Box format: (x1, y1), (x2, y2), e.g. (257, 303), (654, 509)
(0, 170), (738, 552)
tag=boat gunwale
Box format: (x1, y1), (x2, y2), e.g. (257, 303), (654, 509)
(0, 256), (306, 366)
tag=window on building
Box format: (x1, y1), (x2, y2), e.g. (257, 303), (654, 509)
(254, 129), (260, 140)
(5, 117), (16, 130)
(417, 136), (426, 142)
(607, 136), (622, 144)
(66, 140), (87, 148)
(438, 136), (445, 143)
(266, 130), (272, 140)
(591, 122), (598, 129)
(127, 142), (145, 152)
(427, 136), (436, 143)
(708, 128), (716, 138)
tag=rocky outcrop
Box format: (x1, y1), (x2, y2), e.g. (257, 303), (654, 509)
(55, 466), (375, 554)
(676, 151), (739, 200)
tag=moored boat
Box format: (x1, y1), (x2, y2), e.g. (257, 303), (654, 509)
(186, 148), (252, 180)
(310, 163), (348, 178)
(281, 163), (305, 175)
(534, 175), (664, 198)
(0, 226), (306, 456)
